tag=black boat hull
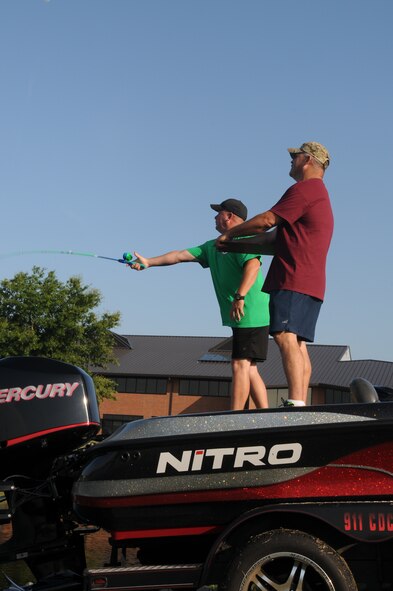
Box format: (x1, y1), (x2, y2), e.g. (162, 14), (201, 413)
(73, 404), (393, 540)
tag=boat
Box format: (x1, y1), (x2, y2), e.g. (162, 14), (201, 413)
(73, 392), (393, 540)
(1, 356), (393, 591)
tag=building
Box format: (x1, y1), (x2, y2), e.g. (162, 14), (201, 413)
(96, 334), (393, 434)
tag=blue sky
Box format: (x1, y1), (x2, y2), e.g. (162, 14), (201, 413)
(0, 0), (392, 362)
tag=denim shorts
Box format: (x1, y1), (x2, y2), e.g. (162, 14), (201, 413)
(268, 290), (322, 342)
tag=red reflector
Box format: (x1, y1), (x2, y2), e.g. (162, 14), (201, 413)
(91, 577), (107, 588)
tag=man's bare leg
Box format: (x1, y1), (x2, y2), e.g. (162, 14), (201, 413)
(230, 358), (251, 410)
(249, 362), (268, 408)
(273, 331), (305, 402)
(299, 340), (311, 403)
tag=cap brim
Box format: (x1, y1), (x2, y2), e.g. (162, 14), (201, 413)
(210, 204), (222, 212)
(287, 147), (302, 155)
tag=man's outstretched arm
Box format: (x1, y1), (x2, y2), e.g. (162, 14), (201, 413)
(129, 249), (196, 270)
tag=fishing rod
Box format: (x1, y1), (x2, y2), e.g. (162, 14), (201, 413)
(0, 249), (144, 267)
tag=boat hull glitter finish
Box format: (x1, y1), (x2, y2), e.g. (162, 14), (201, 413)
(1, 357), (393, 591)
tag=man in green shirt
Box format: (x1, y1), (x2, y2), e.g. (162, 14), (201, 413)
(129, 199), (270, 410)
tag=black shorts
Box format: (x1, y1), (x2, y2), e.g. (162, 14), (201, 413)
(269, 289), (322, 343)
(231, 326), (269, 361)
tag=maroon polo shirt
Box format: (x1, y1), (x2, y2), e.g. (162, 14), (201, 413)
(263, 178), (334, 301)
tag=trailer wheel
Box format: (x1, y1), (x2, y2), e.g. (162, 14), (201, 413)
(222, 529), (357, 591)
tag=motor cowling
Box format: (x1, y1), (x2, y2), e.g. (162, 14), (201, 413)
(0, 356), (100, 479)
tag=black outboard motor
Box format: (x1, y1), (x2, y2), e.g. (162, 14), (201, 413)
(0, 357), (101, 585)
(0, 356), (100, 479)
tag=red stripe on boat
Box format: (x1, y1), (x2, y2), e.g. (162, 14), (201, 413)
(6, 422), (100, 446)
(112, 525), (222, 540)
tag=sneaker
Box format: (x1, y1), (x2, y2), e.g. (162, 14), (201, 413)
(280, 398), (295, 407)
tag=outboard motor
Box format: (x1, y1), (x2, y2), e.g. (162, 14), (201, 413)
(0, 356), (100, 479)
(0, 356), (101, 584)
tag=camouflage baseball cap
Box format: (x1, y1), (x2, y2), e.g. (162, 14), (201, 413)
(288, 142), (330, 169)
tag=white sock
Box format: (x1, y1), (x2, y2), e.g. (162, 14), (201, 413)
(288, 399), (305, 407)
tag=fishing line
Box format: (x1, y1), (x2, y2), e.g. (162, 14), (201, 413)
(0, 249), (139, 265)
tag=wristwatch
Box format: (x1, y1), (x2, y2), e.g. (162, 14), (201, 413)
(234, 292), (245, 301)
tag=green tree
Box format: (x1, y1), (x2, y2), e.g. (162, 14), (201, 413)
(0, 266), (120, 401)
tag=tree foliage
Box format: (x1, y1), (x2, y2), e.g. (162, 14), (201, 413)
(0, 266), (121, 401)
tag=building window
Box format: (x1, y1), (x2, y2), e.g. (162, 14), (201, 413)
(179, 379), (230, 397)
(218, 381), (230, 397)
(126, 377), (136, 391)
(147, 378), (167, 393)
(115, 377), (127, 391)
(109, 376), (167, 394)
(325, 389), (351, 404)
(136, 377), (147, 392)
(102, 414), (143, 435)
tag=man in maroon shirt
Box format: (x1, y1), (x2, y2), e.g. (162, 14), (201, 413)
(216, 142), (333, 407)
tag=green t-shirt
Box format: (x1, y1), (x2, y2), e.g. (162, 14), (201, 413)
(187, 239), (270, 328)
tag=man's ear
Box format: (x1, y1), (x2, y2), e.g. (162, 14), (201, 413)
(225, 212), (235, 226)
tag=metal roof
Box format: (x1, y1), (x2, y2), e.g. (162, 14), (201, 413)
(96, 334), (393, 389)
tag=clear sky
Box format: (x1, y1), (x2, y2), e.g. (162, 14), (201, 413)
(0, 0), (392, 362)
